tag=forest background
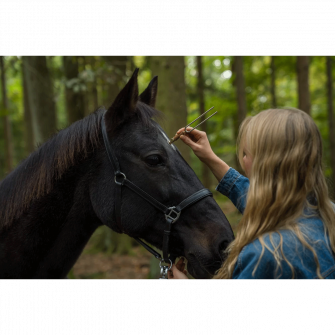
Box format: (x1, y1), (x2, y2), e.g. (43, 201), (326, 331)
(1, 55), (335, 278)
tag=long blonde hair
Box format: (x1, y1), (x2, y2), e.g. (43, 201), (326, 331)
(215, 108), (335, 279)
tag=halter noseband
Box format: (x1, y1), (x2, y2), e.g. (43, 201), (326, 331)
(101, 113), (212, 278)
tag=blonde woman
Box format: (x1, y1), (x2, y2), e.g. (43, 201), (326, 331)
(169, 108), (335, 279)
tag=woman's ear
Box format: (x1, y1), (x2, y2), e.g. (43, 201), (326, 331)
(104, 68), (139, 133)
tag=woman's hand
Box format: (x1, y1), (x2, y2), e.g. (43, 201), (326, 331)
(177, 127), (216, 164)
(177, 127), (230, 182)
(168, 257), (188, 279)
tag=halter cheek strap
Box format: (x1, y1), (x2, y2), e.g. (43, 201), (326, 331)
(101, 113), (212, 266)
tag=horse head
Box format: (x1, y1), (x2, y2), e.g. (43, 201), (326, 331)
(90, 69), (234, 279)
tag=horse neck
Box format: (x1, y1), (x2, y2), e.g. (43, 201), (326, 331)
(0, 145), (102, 279)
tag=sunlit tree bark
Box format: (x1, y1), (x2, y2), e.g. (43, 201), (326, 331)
(150, 56), (190, 164)
(22, 56), (57, 144)
(270, 56), (277, 108)
(0, 56), (14, 173)
(297, 56), (311, 115)
(326, 56), (335, 197)
(63, 56), (85, 123)
(197, 56), (211, 188)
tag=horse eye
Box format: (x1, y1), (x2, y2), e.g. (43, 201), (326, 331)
(145, 154), (163, 166)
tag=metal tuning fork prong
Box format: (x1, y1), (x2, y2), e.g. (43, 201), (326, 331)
(169, 106), (218, 145)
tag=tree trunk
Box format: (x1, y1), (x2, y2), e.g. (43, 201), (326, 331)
(297, 56), (311, 115)
(270, 56), (277, 108)
(22, 56), (57, 144)
(196, 56), (211, 188)
(78, 56), (91, 117)
(88, 56), (99, 113)
(326, 57), (335, 198)
(150, 56), (190, 164)
(128, 56), (136, 72)
(63, 56), (85, 123)
(232, 56), (247, 173)
(0, 56), (14, 173)
(234, 56), (247, 125)
(103, 56), (128, 107)
(21, 60), (35, 155)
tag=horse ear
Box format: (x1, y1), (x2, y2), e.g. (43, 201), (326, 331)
(139, 76), (158, 108)
(104, 68), (139, 132)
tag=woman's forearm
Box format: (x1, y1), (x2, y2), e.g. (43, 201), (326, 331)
(203, 154), (230, 182)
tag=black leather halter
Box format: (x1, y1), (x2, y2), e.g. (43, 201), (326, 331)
(101, 113), (212, 264)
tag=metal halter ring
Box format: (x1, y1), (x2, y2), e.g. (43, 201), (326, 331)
(114, 172), (126, 185)
(165, 207), (181, 223)
(159, 259), (173, 270)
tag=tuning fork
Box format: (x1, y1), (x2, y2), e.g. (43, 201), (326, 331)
(168, 106), (218, 145)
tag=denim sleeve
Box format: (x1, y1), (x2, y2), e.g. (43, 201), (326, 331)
(215, 167), (249, 214)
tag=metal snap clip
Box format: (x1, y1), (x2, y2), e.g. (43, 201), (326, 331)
(114, 172), (126, 185)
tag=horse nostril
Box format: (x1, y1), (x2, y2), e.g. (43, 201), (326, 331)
(218, 240), (230, 253)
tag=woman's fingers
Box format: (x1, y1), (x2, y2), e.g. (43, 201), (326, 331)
(176, 258), (186, 272)
(168, 264), (188, 279)
(168, 269), (174, 279)
(177, 127), (204, 140)
(180, 134), (199, 150)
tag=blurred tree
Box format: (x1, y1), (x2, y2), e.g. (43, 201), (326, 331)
(87, 56), (99, 113)
(63, 56), (85, 123)
(22, 56), (56, 144)
(326, 56), (335, 197)
(233, 56), (247, 126)
(196, 56), (211, 188)
(232, 56), (247, 172)
(270, 56), (277, 108)
(78, 55), (93, 116)
(0, 56), (14, 173)
(21, 61), (34, 155)
(150, 56), (190, 163)
(102, 56), (128, 107)
(297, 56), (311, 114)
(128, 56), (136, 72)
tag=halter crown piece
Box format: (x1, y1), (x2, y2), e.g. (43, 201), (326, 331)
(101, 112), (213, 279)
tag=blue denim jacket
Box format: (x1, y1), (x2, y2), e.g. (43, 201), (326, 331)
(216, 168), (335, 279)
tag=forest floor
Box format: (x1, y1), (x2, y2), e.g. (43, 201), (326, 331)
(70, 197), (241, 279)
(71, 246), (153, 279)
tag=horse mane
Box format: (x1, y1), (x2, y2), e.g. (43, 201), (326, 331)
(0, 102), (161, 230)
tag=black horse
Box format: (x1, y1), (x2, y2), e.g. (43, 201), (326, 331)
(0, 69), (234, 279)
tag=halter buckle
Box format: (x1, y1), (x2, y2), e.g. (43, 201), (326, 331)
(165, 206), (181, 223)
(114, 172), (126, 185)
